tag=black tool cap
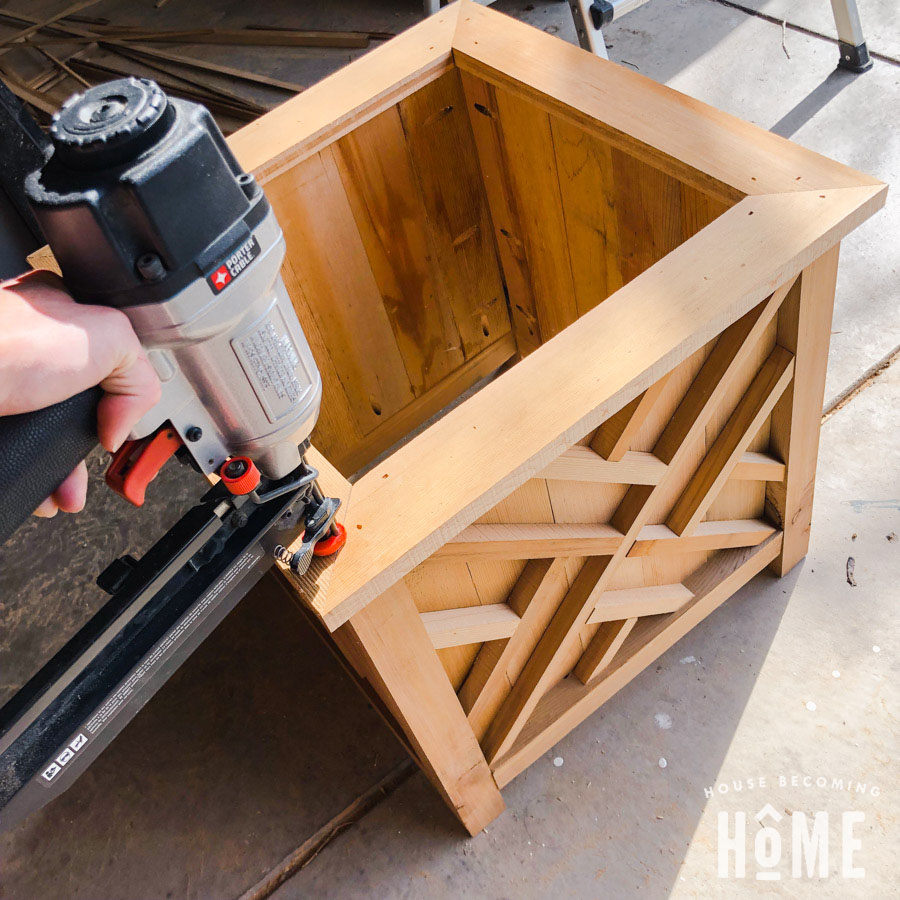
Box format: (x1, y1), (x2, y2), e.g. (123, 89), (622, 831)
(49, 78), (173, 170)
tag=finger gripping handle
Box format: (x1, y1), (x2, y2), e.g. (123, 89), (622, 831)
(0, 387), (101, 545)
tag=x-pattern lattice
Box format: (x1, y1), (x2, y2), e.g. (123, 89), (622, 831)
(414, 276), (798, 764)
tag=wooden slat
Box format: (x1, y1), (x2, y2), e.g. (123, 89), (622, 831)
(587, 583), (694, 622)
(609, 147), (685, 286)
(550, 115), (623, 315)
(332, 107), (466, 395)
(422, 603), (520, 650)
(267, 152), (414, 434)
(766, 247), (841, 575)
(591, 373), (673, 461)
(491, 86), (579, 341)
(491, 535), (783, 787)
(433, 523), (623, 560)
(666, 345), (795, 535)
(733, 450), (785, 481)
(460, 71), (542, 356)
(538, 447), (665, 485)
(432, 517), (776, 561)
(398, 70), (511, 360)
(459, 558), (570, 740)
(629, 519), (776, 557)
(538, 446), (784, 486)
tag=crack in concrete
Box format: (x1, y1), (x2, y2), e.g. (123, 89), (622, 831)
(822, 342), (900, 424)
(706, 0), (900, 67)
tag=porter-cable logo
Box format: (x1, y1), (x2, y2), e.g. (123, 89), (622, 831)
(708, 775), (878, 880)
(207, 234), (261, 294)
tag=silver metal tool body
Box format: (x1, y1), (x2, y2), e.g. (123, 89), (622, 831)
(125, 209), (322, 479)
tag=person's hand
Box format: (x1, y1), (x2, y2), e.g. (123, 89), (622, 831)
(0, 270), (161, 518)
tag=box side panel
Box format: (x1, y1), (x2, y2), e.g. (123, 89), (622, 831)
(400, 283), (793, 749)
(265, 70), (513, 476)
(459, 74), (733, 355)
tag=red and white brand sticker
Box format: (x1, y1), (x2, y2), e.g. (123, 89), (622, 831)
(206, 234), (261, 294)
(209, 264), (232, 292)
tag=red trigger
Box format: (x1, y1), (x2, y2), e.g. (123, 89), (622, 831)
(106, 426), (183, 506)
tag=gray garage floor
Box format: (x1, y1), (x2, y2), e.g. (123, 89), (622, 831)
(1, 1), (897, 898)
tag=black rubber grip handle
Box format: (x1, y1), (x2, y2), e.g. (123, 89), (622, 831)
(0, 387), (101, 546)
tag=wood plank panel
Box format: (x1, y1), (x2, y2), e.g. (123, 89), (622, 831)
(491, 86), (579, 340)
(551, 116), (623, 314)
(460, 70), (541, 356)
(267, 152), (414, 435)
(333, 109), (466, 395)
(398, 69), (511, 359)
(609, 147), (684, 285)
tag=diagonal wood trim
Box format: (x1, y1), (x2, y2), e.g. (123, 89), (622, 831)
(537, 446), (785, 486)
(591, 373), (674, 462)
(459, 559), (570, 741)
(666, 346), (795, 536)
(482, 287), (790, 727)
(588, 584), (694, 622)
(653, 277), (797, 466)
(491, 535), (783, 787)
(578, 617), (638, 679)
(422, 603), (520, 650)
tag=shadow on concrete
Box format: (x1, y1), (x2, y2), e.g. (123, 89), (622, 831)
(272, 568), (800, 899)
(769, 69), (857, 138)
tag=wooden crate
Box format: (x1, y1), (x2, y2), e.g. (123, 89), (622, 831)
(226, 1), (886, 833)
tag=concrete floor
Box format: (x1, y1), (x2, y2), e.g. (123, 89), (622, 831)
(1, 1), (897, 897)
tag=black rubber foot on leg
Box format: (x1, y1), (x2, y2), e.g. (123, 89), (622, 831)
(837, 40), (873, 73)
